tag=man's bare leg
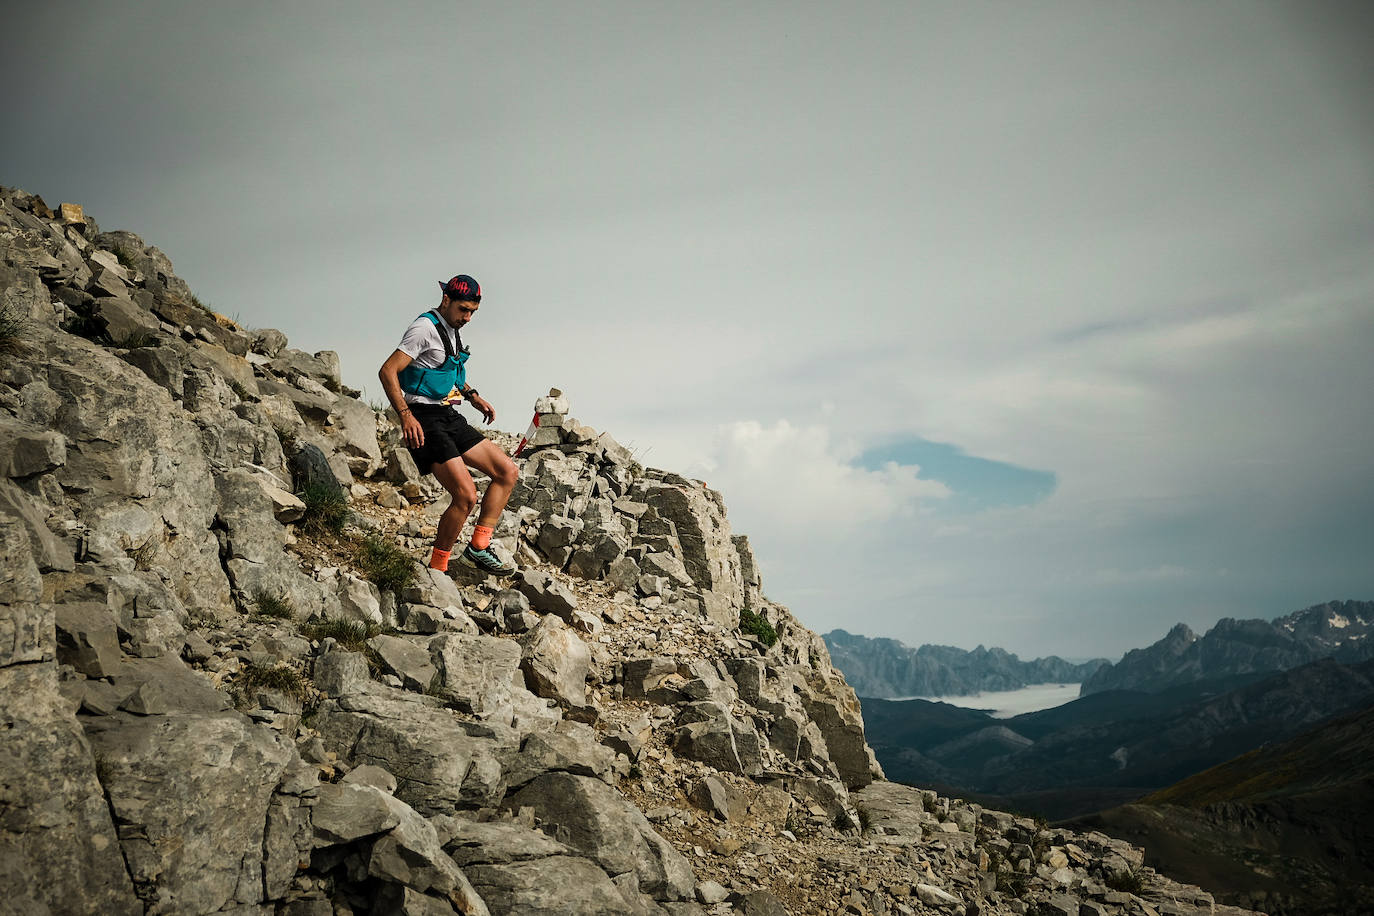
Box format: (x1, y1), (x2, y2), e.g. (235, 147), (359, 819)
(429, 458), (477, 569)
(459, 439), (519, 548)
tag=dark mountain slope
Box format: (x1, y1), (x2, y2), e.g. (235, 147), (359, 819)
(1065, 703), (1374, 916)
(862, 658), (1374, 822)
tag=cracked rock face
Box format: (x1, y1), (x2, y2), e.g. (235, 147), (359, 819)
(0, 188), (1261, 916)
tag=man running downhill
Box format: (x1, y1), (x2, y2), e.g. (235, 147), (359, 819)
(378, 274), (519, 575)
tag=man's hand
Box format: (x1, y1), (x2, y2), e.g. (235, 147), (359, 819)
(468, 394), (496, 424)
(402, 410), (425, 447)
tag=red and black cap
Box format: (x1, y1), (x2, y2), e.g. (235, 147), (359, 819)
(438, 275), (481, 302)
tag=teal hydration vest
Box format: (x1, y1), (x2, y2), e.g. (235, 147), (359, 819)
(396, 311), (470, 401)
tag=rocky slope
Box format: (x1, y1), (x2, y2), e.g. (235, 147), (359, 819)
(0, 187), (1260, 915)
(824, 630), (1107, 699)
(1080, 602), (1374, 696)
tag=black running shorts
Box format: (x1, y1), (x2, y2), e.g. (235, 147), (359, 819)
(405, 404), (486, 474)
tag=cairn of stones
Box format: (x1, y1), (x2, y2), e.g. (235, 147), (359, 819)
(0, 186), (1260, 915)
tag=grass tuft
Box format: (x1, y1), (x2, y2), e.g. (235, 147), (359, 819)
(1105, 868), (1145, 893)
(236, 663), (308, 701)
(739, 607), (778, 647)
(353, 533), (416, 592)
(252, 589), (295, 620)
(300, 480), (349, 535)
(301, 618), (380, 653)
(0, 300), (32, 356)
(131, 539), (158, 571)
(300, 617), (385, 674)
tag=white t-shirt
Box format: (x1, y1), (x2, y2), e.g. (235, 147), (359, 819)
(396, 313), (464, 406)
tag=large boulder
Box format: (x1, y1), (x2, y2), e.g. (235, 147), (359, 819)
(0, 665), (140, 916)
(798, 672), (882, 789)
(0, 414), (66, 478)
(370, 633), (438, 692)
(39, 341), (232, 616)
(504, 773), (695, 901)
(632, 477), (745, 620)
(513, 569), (579, 620)
(671, 702), (763, 777)
(81, 709), (310, 913)
(520, 615), (590, 708)
(428, 632), (557, 728)
(311, 687), (514, 814)
(463, 856), (634, 916)
(216, 468), (342, 619)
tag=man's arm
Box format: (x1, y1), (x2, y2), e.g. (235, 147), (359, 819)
(462, 386), (497, 424)
(379, 350), (425, 447)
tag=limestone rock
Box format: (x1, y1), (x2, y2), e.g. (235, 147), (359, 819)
(514, 568), (579, 619)
(370, 633), (438, 692)
(82, 709), (301, 913)
(504, 773), (695, 901)
(312, 781), (406, 844)
(429, 632), (556, 727)
(0, 414), (66, 478)
(503, 721), (624, 790)
(314, 648), (370, 697)
(520, 614), (590, 708)
(54, 601), (122, 677)
(439, 816), (572, 867)
(0, 665), (140, 916)
(464, 855), (632, 916)
(312, 687), (513, 814)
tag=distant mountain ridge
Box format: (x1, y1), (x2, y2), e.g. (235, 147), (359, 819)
(1081, 599), (1374, 695)
(822, 629), (1108, 699)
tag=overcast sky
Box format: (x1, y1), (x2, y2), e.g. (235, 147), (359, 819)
(6, 2), (1372, 660)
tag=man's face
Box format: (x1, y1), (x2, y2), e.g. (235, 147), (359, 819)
(441, 294), (479, 327)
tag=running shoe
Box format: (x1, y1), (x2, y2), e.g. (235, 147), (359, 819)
(462, 543), (516, 576)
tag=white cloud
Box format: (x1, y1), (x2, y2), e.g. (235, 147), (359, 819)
(699, 420), (950, 536)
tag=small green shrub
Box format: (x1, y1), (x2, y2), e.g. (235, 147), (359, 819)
(190, 294), (213, 313)
(738, 607), (778, 646)
(1105, 868), (1144, 893)
(237, 663), (308, 701)
(301, 618), (380, 653)
(300, 480), (349, 535)
(353, 534), (416, 592)
(113, 248), (138, 271)
(252, 589), (295, 620)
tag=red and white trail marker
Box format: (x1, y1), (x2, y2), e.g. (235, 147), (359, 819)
(513, 410), (539, 457)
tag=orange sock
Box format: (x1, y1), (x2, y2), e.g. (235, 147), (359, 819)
(428, 547), (451, 571)
(471, 524), (495, 550)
